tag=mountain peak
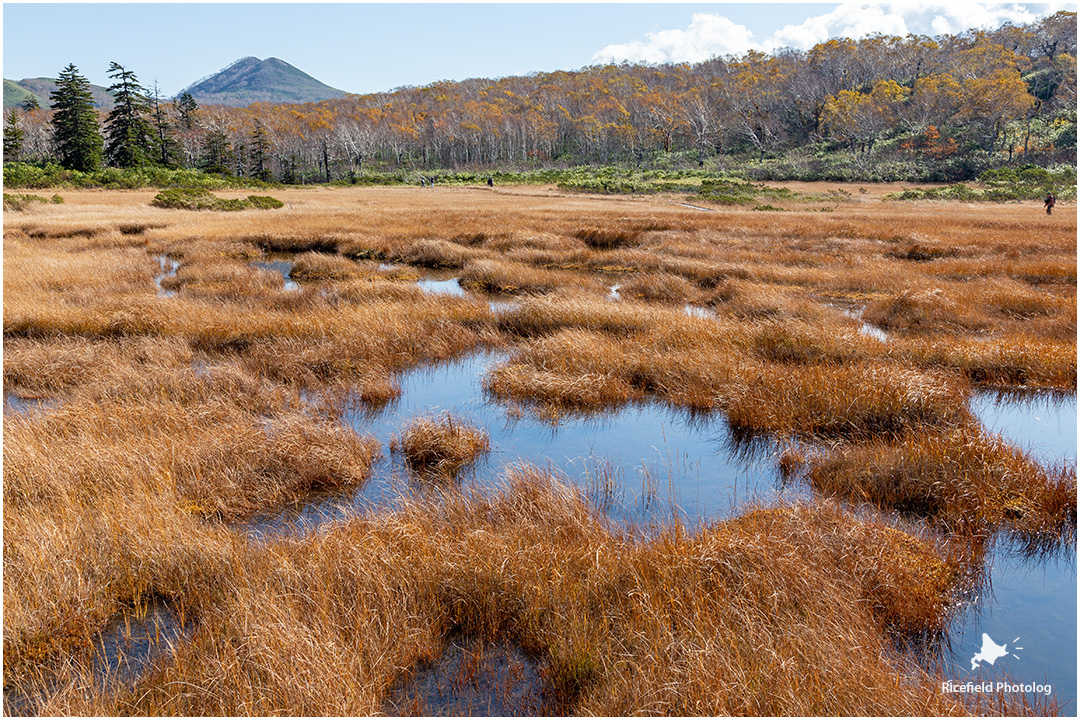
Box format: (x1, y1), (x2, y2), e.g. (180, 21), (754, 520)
(180, 57), (346, 107)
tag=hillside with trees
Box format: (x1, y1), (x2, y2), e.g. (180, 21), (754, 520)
(4, 12), (1075, 186)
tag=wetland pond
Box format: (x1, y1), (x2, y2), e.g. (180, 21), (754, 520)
(10, 256), (1078, 712)
(246, 341), (1077, 713)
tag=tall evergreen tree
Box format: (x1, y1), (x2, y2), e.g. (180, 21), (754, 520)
(150, 82), (181, 168)
(233, 142), (247, 177)
(249, 120), (272, 180)
(175, 91), (199, 130)
(104, 61), (153, 168)
(199, 128), (233, 175)
(50, 63), (103, 172)
(4, 108), (24, 162)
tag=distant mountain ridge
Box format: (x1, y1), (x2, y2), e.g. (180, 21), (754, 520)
(3, 57), (346, 110)
(179, 56), (347, 107)
(4, 77), (114, 110)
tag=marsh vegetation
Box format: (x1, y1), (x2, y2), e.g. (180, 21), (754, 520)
(3, 182), (1075, 715)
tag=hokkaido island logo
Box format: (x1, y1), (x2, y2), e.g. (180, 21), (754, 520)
(971, 633), (1023, 670)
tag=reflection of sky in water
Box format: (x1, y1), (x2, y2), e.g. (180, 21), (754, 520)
(958, 390), (1077, 713)
(154, 254), (179, 297)
(3, 392), (51, 416)
(970, 390), (1077, 466)
(249, 352), (798, 536)
(947, 547), (1076, 714)
(416, 277), (466, 296)
(251, 260), (299, 291)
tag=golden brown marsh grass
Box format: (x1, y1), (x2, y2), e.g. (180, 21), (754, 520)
(3, 183), (1073, 715)
(390, 413), (491, 479)
(3, 364), (379, 691)
(795, 426), (1077, 546)
(724, 363), (971, 440)
(460, 258), (603, 296)
(14, 471), (1013, 716)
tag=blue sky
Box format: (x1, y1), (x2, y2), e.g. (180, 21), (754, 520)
(2, 3), (1073, 97)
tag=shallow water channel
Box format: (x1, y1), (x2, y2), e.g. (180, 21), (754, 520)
(244, 343), (1077, 713)
(947, 390), (1077, 711)
(248, 351), (792, 535)
(10, 256), (1078, 711)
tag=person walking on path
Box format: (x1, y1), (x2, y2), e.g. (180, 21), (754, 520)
(1044, 192), (1056, 215)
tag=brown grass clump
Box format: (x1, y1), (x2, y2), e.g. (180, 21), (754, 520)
(56, 472), (1008, 716)
(391, 413), (491, 478)
(166, 257), (286, 300)
(575, 226), (642, 250)
(724, 363), (970, 440)
(243, 232), (341, 254)
(863, 288), (961, 332)
(495, 291), (660, 338)
(460, 258), (600, 296)
(801, 426), (1077, 545)
(3, 363), (380, 693)
(617, 271), (699, 304)
(485, 329), (644, 414)
(288, 252), (363, 281)
(893, 332), (1076, 389)
(3, 336), (193, 396)
(888, 242), (959, 262)
(398, 238), (484, 268)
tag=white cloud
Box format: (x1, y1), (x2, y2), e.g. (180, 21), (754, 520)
(591, 3), (1073, 65)
(592, 13), (758, 64)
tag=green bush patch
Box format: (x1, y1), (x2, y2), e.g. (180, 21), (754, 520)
(246, 195), (285, 209)
(151, 188), (284, 211)
(3, 193), (50, 211)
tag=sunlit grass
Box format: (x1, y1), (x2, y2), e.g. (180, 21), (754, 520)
(3, 183), (1073, 715)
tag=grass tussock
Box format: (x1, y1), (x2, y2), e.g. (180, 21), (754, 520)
(18, 471), (1013, 716)
(397, 238), (484, 269)
(894, 333), (1076, 389)
(460, 258), (600, 296)
(288, 252), (362, 281)
(574, 226), (643, 250)
(617, 271), (699, 304)
(796, 426), (1077, 545)
(485, 329), (645, 414)
(3, 363), (380, 691)
(725, 363), (970, 440)
(390, 413), (491, 478)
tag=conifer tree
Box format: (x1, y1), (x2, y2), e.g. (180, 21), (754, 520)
(249, 120), (272, 180)
(150, 82), (181, 168)
(21, 96), (39, 112)
(199, 128), (233, 175)
(104, 61), (154, 168)
(50, 63), (103, 172)
(175, 91), (199, 130)
(4, 108), (24, 162)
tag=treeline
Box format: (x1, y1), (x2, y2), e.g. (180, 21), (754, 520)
(3, 12), (1076, 184)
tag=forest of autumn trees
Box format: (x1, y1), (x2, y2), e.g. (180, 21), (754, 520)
(6, 12), (1076, 183)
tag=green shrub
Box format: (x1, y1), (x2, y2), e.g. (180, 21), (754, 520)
(246, 195), (285, 209)
(150, 188), (284, 211)
(3, 192), (50, 211)
(3, 162), (272, 190)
